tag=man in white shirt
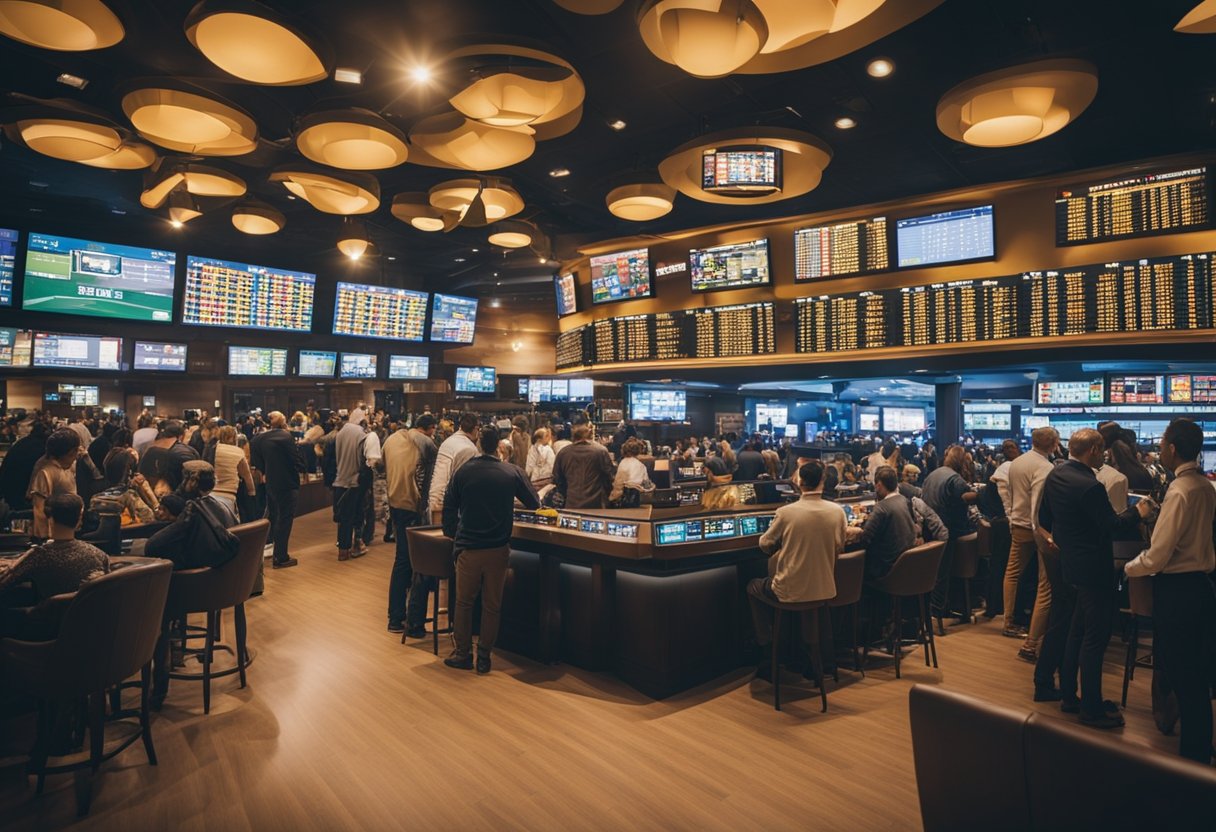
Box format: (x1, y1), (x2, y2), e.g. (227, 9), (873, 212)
(1003, 427), (1059, 661)
(1124, 419), (1216, 763)
(428, 412), (480, 525)
(748, 460), (845, 680)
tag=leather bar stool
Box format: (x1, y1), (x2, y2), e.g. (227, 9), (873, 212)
(401, 526), (456, 655)
(1121, 575), (1153, 707)
(947, 531), (981, 629)
(752, 594), (829, 713)
(869, 540), (947, 678)
(828, 549), (866, 680)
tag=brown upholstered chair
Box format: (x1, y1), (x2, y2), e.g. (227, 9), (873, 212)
(0, 557), (172, 816)
(401, 526), (456, 655)
(163, 519), (268, 713)
(949, 531), (981, 626)
(869, 540), (946, 678)
(828, 549), (866, 679)
(751, 593), (828, 712)
(1120, 575), (1153, 707)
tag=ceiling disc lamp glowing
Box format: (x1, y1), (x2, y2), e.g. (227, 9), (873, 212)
(232, 200), (285, 235)
(184, 0), (329, 85)
(296, 108), (408, 170)
(0, 0), (124, 51)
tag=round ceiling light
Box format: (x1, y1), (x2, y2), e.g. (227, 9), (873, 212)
(337, 217), (370, 259)
(446, 44), (585, 133)
(865, 56), (894, 77)
(1176, 0), (1216, 33)
(408, 111), (536, 171)
(936, 59), (1098, 148)
(552, 0), (624, 12)
(658, 127), (831, 205)
(488, 220), (536, 249)
(139, 161), (247, 209)
(231, 200), (285, 235)
(296, 108), (408, 170)
(268, 167), (380, 214)
(12, 117), (154, 168)
(0, 0), (124, 51)
(122, 84), (258, 156)
(390, 192), (445, 232)
(428, 178), (525, 224)
(184, 0), (329, 85)
(606, 182), (676, 221)
(637, 0), (768, 79)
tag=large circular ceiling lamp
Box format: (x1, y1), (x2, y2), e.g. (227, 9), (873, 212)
(268, 167), (380, 214)
(552, 0), (623, 12)
(1175, 0), (1216, 33)
(0, 0), (124, 51)
(488, 220), (537, 249)
(231, 200), (285, 235)
(391, 193), (444, 232)
(122, 83), (258, 156)
(636, 0), (768, 79)
(139, 160), (246, 209)
(428, 178), (524, 224)
(658, 127), (831, 205)
(184, 0), (329, 85)
(606, 182), (676, 221)
(446, 44), (584, 133)
(4, 99), (155, 169)
(296, 108), (408, 170)
(936, 59), (1098, 148)
(408, 112), (535, 171)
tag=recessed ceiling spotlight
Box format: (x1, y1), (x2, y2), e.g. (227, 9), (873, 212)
(111, 208), (126, 215)
(867, 57), (895, 78)
(608, 119), (627, 131)
(170, 219), (183, 228)
(493, 272), (499, 277)
(549, 168), (570, 178)
(490, 298), (501, 308)
(334, 67), (363, 85)
(471, 248), (479, 252)
(57, 73), (88, 89)
(538, 257), (547, 264)
(834, 116), (856, 129)
(387, 255), (396, 261)
(454, 257), (466, 262)
(410, 66), (432, 83)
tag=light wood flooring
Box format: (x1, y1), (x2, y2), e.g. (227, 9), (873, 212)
(0, 509), (1193, 831)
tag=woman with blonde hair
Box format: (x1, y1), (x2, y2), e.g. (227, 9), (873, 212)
(526, 426), (556, 487)
(212, 424), (256, 515)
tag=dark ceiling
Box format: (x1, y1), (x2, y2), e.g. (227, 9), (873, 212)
(1, 0), (1214, 302)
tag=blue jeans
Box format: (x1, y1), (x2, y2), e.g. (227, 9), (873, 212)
(387, 507), (420, 625)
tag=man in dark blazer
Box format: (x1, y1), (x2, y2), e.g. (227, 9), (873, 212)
(1037, 428), (1153, 728)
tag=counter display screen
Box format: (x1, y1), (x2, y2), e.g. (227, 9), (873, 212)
(702, 517), (738, 540)
(184, 256), (314, 332)
(430, 293), (478, 343)
(895, 205), (994, 268)
(340, 352), (377, 379)
(333, 282), (427, 341)
(690, 238), (770, 292)
(1036, 379), (1105, 406)
(701, 147), (781, 194)
(739, 515), (774, 536)
(0, 227), (16, 306)
(133, 341), (187, 372)
(630, 388), (686, 422)
(58, 383), (98, 406)
(388, 355), (429, 380)
(228, 346), (287, 377)
(298, 350), (337, 378)
(555, 273), (577, 316)
(455, 366), (496, 394)
(559, 515), (581, 530)
(1056, 167), (1209, 245)
(580, 518), (606, 535)
(605, 522), (638, 539)
(23, 232), (175, 322)
(1108, 374), (1164, 405)
(883, 407), (925, 432)
(795, 217), (889, 280)
(32, 331), (122, 371)
(656, 514), (774, 545)
(590, 248), (651, 304)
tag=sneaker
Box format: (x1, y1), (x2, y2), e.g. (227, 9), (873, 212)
(387, 622), (405, 634)
(1017, 646), (1038, 663)
(1002, 625), (1028, 638)
(351, 541), (367, 559)
(272, 558), (299, 570)
(383, 533), (395, 543)
(444, 651), (473, 670)
(476, 653), (491, 674)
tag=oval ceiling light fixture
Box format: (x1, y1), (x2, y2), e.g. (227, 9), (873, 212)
(488, 219), (536, 249)
(428, 177), (525, 226)
(139, 160), (247, 209)
(337, 216), (370, 259)
(658, 126), (831, 205)
(391, 192), (445, 231)
(552, 0), (624, 13)
(168, 187), (202, 226)
(231, 200), (285, 235)
(606, 181), (676, 221)
(296, 108), (408, 170)
(268, 166), (381, 214)
(936, 59), (1098, 148)
(1176, 0), (1216, 32)
(446, 43), (585, 133)
(637, 0), (767, 79)
(122, 82), (258, 156)
(184, 0), (330, 85)
(3, 97), (155, 169)
(408, 111), (536, 171)
(0, 0), (124, 51)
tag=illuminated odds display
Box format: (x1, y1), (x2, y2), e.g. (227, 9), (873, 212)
(0, 228), (17, 307)
(1055, 166), (1209, 245)
(333, 282), (427, 341)
(794, 217), (889, 280)
(184, 256), (315, 332)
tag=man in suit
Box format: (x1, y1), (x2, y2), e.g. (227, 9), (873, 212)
(848, 465), (917, 582)
(250, 411), (305, 569)
(1036, 428), (1153, 728)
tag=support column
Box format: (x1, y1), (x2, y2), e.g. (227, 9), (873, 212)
(934, 378), (962, 458)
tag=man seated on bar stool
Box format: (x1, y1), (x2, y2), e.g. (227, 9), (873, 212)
(846, 466), (917, 584)
(748, 460), (845, 682)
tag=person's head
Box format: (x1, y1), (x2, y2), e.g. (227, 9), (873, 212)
(1160, 418), (1203, 471)
(1097, 421), (1122, 450)
(162, 419), (185, 441)
(479, 426), (502, 456)
(459, 412), (480, 436)
(45, 428), (81, 467)
(111, 427), (133, 449)
(999, 439), (1020, 461)
(621, 437), (643, 458)
(512, 415), (529, 432)
(881, 440), (897, 458)
(415, 414), (436, 436)
(1030, 426), (1059, 455)
(572, 423), (593, 442)
(704, 455), (732, 485)
(157, 493), (187, 522)
(47, 492), (84, 534)
(1108, 437), (1141, 473)
(532, 427), (550, 445)
(942, 444), (968, 474)
(1067, 428), (1105, 469)
(218, 425), (238, 445)
(138, 414), (155, 430)
(901, 463), (920, 483)
(497, 439), (514, 461)
(873, 464), (899, 498)
(268, 411), (287, 429)
(797, 460), (826, 493)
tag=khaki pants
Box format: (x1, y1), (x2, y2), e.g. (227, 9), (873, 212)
(453, 545), (510, 657)
(1004, 525), (1051, 649)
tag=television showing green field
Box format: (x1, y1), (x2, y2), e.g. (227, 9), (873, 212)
(23, 232), (177, 322)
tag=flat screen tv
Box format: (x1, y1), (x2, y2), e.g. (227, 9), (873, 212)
(858, 408), (881, 433)
(629, 387), (686, 422)
(1035, 378), (1104, 406)
(0, 327), (32, 367)
(701, 146), (782, 196)
(133, 341), (187, 372)
(895, 205), (995, 268)
(554, 273), (577, 316)
(387, 355), (429, 380)
(339, 352), (378, 379)
(690, 238), (770, 292)
(58, 383), (98, 406)
(183, 255), (315, 332)
(527, 377), (594, 403)
(1107, 374), (1164, 405)
(332, 282), (427, 341)
(590, 248), (652, 305)
(882, 407), (925, 433)
(755, 402), (788, 429)
(298, 350), (337, 378)
(32, 331), (122, 371)
(454, 365), (496, 394)
(430, 293), (478, 344)
(0, 227), (17, 307)
(23, 231), (176, 322)
(228, 346), (287, 377)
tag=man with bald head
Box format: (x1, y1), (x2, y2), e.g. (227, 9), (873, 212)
(251, 410), (306, 569)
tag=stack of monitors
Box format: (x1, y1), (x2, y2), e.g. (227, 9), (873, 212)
(32, 331), (122, 371)
(554, 273), (577, 316)
(388, 355), (429, 380)
(527, 378), (594, 403)
(895, 205), (995, 268)
(133, 341), (187, 372)
(1035, 379), (1105, 406)
(1167, 374), (1216, 404)
(590, 248), (651, 304)
(184, 256), (315, 332)
(23, 232), (176, 322)
(690, 238), (770, 292)
(333, 282), (427, 341)
(229, 345), (287, 377)
(340, 352), (377, 379)
(430, 293), (478, 343)
(299, 349), (337, 378)
(794, 217), (889, 280)
(1108, 374), (1164, 405)
(455, 365), (495, 394)
(0, 227), (16, 307)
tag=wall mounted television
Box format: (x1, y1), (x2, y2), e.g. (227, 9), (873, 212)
(333, 282), (427, 341)
(298, 349), (337, 378)
(629, 387), (686, 422)
(228, 346), (288, 377)
(554, 273), (578, 316)
(388, 355), (429, 380)
(0, 227), (17, 307)
(32, 331), (122, 371)
(895, 204), (995, 268)
(183, 255), (315, 332)
(690, 238), (770, 292)
(133, 341), (187, 372)
(340, 352), (378, 379)
(590, 248), (652, 305)
(430, 293), (478, 344)
(454, 365), (496, 394)
(701, 146), (782, 196)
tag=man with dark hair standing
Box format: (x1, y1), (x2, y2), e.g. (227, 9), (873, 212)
(553, 422), (615, 509)
(1124, 418), (1215, 762)
(1037, 428), (1153, 728)
(443, 427), (539, 674)
(251, 411), (305, 570)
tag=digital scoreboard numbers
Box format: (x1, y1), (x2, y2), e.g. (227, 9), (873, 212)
(583, 302), (775, 366)
(1056, 167), (1210, 245)
(794, 217), (889, 280)
(333, 283), (427, 341)
(184, 256), (315, 332)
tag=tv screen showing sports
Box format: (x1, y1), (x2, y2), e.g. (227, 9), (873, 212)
(454, 366), (496, 394)
(340, 352), (377, 379)
(1192, 375), (1216, 404)
(554, 273), (577, 316)
(1035, 379), (1104, 406)
(755, 403), (788, 429)
(895, 205), (995, 268)
(1108, 374), (1164, 405)
(32, 331), (122, 371)
(388, 355), (429, 380)
(701, 146), (781, 195)
(1167, 374), (1193, 404)
(690, 238), (770, 292)
(133, 341), (187, 372)
(183, 255), (315, 332)
(228, 346), (287, 377)
(590, 248), (652, 304)
(333, 282), (427, 341)
(527, 377), (594, 403)
(23, 232), (176, 322)
(430, 293), (478, 344)
(0, 227), (16, 307)
(0, 327), (32, 367)
(883, 407), (926, 433)
(964, 407), (1012, 431)
(630, 388), (686, 422)
(858, 408), (881, 432)
(58, 384), (98, 407)
(298, 350), (337, 378)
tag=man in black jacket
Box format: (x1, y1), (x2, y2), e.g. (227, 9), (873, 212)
(251, 411), (305, 570)
(1037, 428), (1153, 728)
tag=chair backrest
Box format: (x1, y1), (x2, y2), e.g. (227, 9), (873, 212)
(876, 540), (946, 596)
(39, 557), (172, 697)
(9, 589), (78, 641)
(1127, 575), (1152, 618)
(407, 525), (456, 578)
(951, 531), (980, 578)
(828, 549), (865, 607)
(164, 519), (269, 616)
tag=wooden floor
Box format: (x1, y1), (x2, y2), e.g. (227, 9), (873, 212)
(0, 509), (1189, 831)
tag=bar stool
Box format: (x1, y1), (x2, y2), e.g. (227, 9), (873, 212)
(828, 550), (866, 679)
(869, 540), (947, 678)
(401, 526), (456, 655)
(753, 594), (829, 713)
(1121, 575), (1153, 707)
(949, 531), (981, 627)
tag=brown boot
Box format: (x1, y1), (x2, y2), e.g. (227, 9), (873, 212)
(338, 548), (351, 561)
